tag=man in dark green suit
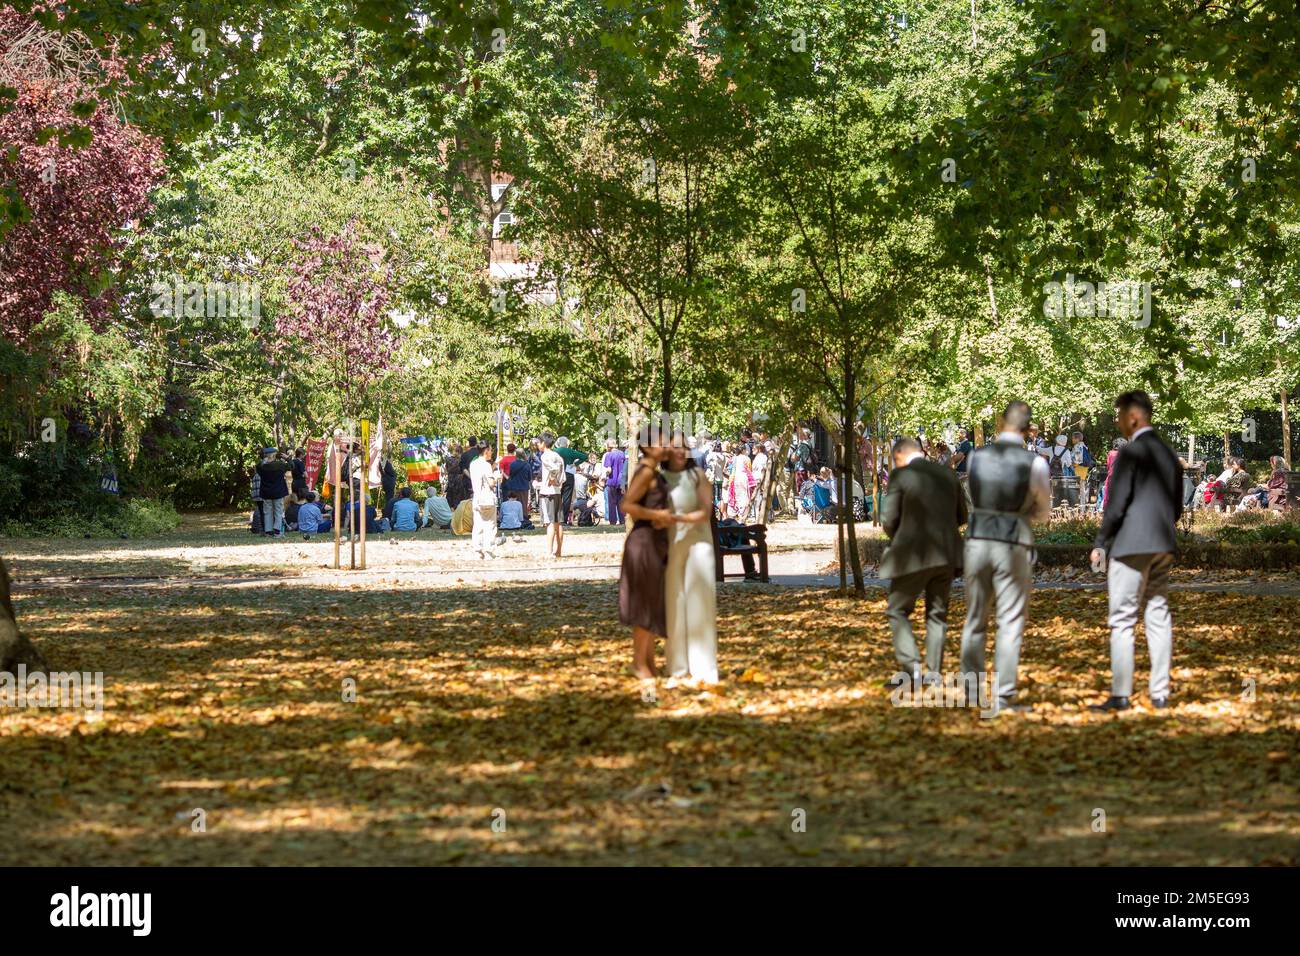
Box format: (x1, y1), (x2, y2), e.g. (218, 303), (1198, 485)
(880, 437), (968, 687)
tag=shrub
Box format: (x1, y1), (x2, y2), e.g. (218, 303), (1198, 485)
(0, 496), (180, 538)
(1030, 515), (1099, 546)
(856, 509), (1300, 570)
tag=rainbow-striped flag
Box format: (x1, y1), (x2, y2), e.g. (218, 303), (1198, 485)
(400, 436), (440, 483)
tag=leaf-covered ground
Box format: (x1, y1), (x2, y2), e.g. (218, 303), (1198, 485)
(2, 519), (1297, 865)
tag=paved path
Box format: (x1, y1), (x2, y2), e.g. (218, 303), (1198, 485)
(12, 551), (1299, 597)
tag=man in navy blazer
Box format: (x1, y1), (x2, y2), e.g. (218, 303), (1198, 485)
(1090, 391), (1184, 712)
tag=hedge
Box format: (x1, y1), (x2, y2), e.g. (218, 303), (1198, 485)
(855, 538), (1300, 571)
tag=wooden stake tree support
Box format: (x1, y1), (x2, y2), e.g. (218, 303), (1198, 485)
(327, 429), (369, 572)
(329, 423), (371, 571)
(331, 440), (346, 570)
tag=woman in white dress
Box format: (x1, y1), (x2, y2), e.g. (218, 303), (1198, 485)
(662, 434), (719, 685)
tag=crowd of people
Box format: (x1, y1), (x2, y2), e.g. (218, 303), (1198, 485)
(248, 422), (1291, 546)
(244, 426), (784, 556)
(1191, 455), (1292, 512)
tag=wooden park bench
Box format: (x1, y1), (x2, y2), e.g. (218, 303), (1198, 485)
(1285, 471), (1300, 509)
(711, 513), (770, 583)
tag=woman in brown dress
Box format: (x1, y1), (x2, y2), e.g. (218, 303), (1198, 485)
(619, 442), (674, 678)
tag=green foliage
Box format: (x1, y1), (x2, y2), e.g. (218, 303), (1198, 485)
(502, 7), (749, 417)
(1194, 510), (1300, 547)
(6, 0), (1300, 517)
(1, 291), (165, 464)
(1030, 515), (1104, 547)
(1030, 510), (1300, 549)
(0, 496), (180, 539)
(0, 437), (179, 537)
(138, 137), (492, 487)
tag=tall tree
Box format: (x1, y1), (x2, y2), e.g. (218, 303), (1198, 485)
(505, 10), (748, 418)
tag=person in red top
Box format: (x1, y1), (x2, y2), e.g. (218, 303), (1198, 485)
(498, 443), (517, 481)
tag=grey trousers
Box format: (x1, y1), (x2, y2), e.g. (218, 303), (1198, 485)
(959, 538), (1032, 703)
(886, 566), (954, 675)
(1107, 552), (1174, 699)
(261, 497), (284, 534)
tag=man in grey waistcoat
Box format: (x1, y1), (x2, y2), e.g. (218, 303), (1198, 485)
(959, 401), (1051, 713)
(1089, 390), (1183, 712)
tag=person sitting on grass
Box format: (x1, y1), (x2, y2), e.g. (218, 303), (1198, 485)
(424, 492), (453, 530)
(297, 493), (328, 539)
(344, 500), (383, 539)
(500, 494), (524, 531)
(389, 486), (422, 531)
(576, 482), (603, 526)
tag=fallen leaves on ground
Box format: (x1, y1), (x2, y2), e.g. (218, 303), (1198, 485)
(0, 546), (1297, 865)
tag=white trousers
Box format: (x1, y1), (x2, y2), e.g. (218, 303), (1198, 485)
(472, 504), (497, 556)
(665, 538), (718, 682)
(1107, 552), (1174, 699)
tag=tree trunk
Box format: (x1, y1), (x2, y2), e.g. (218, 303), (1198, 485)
(1223, 430), (1231, 463)
(660, 338), (673, 419)
(852, 423), (868, 527)
(272, 367), (285, 448)
(837, 460), (847, 596)
(1279, 358), (1291, 467)
(759, 425), (793, 525)
(842, 366), (865, 596)
(0, 559), (47, 673)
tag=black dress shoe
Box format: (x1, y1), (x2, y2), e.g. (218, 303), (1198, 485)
(1089, 696), (1131, 712)
(883, 673), (918, 690)
(994, 701), (1032, 715)
(1151, 697), (1170, 709)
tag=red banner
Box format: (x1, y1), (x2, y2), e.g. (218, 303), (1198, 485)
(304, 438), (328, 491)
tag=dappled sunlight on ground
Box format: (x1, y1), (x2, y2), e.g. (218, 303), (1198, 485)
(1, 526), (1296, 864)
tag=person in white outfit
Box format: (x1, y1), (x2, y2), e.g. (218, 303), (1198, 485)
(468, 444), (500, 559)
(662, 434), (719, 685)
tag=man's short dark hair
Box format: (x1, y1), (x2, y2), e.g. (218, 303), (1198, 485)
(1003, 401), (1032, 433)
(1115, 390), (1154, 419)
(541, 431), (555, 448)
(467, 435), (478, 446)
(399, 486), (411, 498)
(892, 436), (921, 456)
(306, 492), (317, 503)
(506, 443), (516, 454)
